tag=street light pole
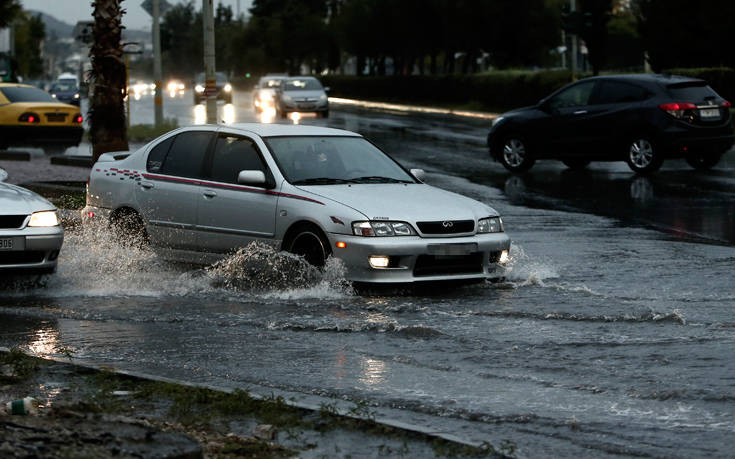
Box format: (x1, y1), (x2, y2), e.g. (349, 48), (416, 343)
(202, 0), (217, 124)
(569, 0), (578, 79)
(152, 0), (163, 127)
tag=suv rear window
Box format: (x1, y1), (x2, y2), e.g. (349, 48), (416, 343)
(0, 86), (57, 103)
(666, 83), (720, 102)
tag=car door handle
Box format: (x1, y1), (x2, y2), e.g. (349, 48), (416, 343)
(203, 190), (217, 198)
(573, 110), (588, 115)
(140, 181), (154, 189)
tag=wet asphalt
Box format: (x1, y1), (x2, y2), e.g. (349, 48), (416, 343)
(1, 90), (734, 458)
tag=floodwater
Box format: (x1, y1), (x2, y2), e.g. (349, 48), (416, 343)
(2, 90), (735, 457)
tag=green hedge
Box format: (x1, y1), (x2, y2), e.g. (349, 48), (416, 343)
(321, 71), (575, 113)
(322, 68), (735, 113)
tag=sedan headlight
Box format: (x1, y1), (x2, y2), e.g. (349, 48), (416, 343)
(74, 93), (80, 99)
(195, 84), (205, 93)
(477, 216), (503, 233)
(28, 210), (59, 227)
(352, 221), (416, 237)
(223, 83), (232, 92)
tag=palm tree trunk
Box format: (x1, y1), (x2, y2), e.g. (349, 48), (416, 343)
(89, 0), (128, 162)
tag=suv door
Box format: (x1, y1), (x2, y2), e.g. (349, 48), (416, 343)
(587, 80), (651, 156)
(544, 80), (598, 156)
(196, 133), (278, 252)
(137, 130), (214, 249)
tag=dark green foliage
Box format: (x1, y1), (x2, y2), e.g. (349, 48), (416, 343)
(0, 0), (21, 28)
(12, 12), (46, 78)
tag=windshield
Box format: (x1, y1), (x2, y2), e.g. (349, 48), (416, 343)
(0, 86), (57, 103)
(51, 82), (77, 92)
(283, 78), (323, 91)
(265, 136), (415, 185)
(260, 78), (283, 88)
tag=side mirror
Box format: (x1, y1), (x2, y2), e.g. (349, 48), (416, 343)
(410, 168), (426, 182)
(237, 170), (266, 187)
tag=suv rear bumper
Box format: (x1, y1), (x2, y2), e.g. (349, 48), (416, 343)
(658, 133), (735, 157)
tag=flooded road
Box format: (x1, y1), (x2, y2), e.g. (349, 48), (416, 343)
(2, 91), (735, 457)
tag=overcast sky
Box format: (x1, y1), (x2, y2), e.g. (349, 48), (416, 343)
(21, 0), (253, 31)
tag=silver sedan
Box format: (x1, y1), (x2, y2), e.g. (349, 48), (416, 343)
(0, 181), (64, 273)
(82, 124), (510, 283)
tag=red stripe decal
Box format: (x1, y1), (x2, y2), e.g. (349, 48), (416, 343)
(141, 173), (325, 205)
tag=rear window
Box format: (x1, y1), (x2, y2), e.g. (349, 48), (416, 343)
(0, 86), (57, 103)
(667, 83), (721, 102)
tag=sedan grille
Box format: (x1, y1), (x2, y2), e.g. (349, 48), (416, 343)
(0, 215), (27, 229)
(413, 252), (483, 277)
(417, 220), (474, 235)
(0, 251), (45, 265)
(45, 113), (68, 122)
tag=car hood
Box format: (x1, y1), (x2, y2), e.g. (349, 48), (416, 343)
(296, 184), (498, 222)
(0, 182), (55, 214)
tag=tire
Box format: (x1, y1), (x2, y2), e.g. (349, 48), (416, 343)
(319, 110), (329, 118)
(286, 224), (331, 268)
(685, 153), (722, 170)
(110, 209), (148, 248)
(626, 137), (662, 174)
(562, 159), (591, 170)
(498, 136), (535, 173)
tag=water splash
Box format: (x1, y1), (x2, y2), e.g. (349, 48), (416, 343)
(502, 243), (559, 287)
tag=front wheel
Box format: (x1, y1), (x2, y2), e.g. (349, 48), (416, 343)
(498, 136), (535, 173)
(287, 225), (331, 268)
(626, 138), (662, 174)
(685, 153), (722, 170)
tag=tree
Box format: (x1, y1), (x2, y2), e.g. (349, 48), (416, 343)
(13, 12), (45, 78)
(89, 0), (128, 162)
(0, 0), (21, 28)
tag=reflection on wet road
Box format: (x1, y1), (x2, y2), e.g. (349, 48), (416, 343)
(2, 91), (735, 457)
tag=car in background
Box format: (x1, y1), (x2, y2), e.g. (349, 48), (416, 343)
(276, 76), (329, 118)
(487, 74), (734, 174)
(82, 123), (510, 283)
(193, 72), (232, 104)
(0, 181), (63, 274)
(252, 74), (287, 113)
(49, 80), (81, 106)
(0, 83), (84, 155)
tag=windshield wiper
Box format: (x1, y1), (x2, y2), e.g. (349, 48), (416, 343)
(351, 176), (412, 183)
(291, 177), (357, 185)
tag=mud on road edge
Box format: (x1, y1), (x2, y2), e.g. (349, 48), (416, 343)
(0, 348), (512, 458)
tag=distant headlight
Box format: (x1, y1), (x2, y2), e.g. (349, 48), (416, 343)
(223, 83), (232, 92)
(491, 116), (504, 127)
(51, 94), (57, 98)
(477, 216), (503, 233)
(28, 210), (59, 227)
(195, 84), (205, 93)
(352, 221), (416, 237)
(259, 92), (273, 102)
(74, 93), (80, 99)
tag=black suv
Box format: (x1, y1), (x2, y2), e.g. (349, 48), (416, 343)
(487, 74), (734, 174)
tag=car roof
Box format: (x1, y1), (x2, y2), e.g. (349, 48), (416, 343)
(0, 83), (36, 88)
(589, 73), (707, 86)
(224, 123), (361, 138)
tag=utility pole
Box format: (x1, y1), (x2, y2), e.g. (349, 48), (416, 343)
(152, 0), (163, 127)
(569, 0), (578, 80)
(202, 0), (217, 124)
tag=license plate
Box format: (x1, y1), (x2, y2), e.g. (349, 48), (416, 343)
(700, 108), (720, 118)
(427, 243), (477, 256)
(0, 237), (24, 251)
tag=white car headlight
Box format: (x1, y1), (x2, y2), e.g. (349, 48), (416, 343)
(477, 216), (503, 233)
(223, 83), (232, 92)
(28, 210), (59, 227)
(74, 93), (80, 99)
(195, 84), (205, 93)
(352, 221), (416, 237)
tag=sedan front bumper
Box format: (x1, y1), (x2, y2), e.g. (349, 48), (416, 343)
(327, 232), (511, 283)
(0, 226), (64, 272)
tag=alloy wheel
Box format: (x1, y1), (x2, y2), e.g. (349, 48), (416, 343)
(629, 139), (654, 168)
(503, 139), (526, 168)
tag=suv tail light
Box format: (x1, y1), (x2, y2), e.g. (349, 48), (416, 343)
(723, 100), (732, 108)
(18, 112), (40, 123)
(659, 102), (697, 119)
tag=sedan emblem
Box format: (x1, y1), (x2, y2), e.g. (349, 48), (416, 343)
(442, 221), (453, 228)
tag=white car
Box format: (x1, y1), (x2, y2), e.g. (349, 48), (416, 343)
(82, 124), (510, 283)
(0, 181), (64, 273)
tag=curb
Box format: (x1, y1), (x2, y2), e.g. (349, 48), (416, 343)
(49, 155), (93, 168)
(0, 151), (31, 161)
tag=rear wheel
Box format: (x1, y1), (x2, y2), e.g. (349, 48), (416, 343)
(626, 137), (662, 174)
(562, 159), (591, 170)
(286, 224), (331, 268)
(498, 136), (535, 173)
(685, 153), (722, 170)
(110, 209), (148, 248)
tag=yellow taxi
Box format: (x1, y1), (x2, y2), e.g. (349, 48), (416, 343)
(0, 83), (84, 154)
